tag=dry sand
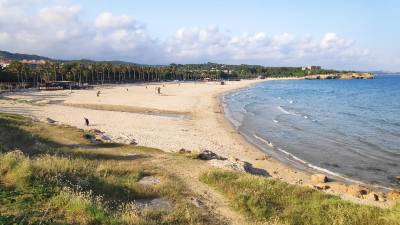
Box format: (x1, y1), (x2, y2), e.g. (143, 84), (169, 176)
(0, 79), (394, 207)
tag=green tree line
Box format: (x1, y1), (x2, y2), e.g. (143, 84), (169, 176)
(0, 61), (337, 87)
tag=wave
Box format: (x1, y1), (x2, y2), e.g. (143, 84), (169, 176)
(253, 134), (274, 148)
(277, 106), (293, 115)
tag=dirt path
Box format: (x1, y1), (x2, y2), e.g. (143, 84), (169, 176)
(157, 155), (249, 225)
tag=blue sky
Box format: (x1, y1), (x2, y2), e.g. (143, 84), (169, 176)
(1, 0), (399, 71)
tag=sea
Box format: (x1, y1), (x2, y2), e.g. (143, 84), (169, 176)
(223, 74), (400, 189)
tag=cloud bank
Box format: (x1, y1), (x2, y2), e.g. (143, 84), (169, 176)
(0, 0), (373, 69)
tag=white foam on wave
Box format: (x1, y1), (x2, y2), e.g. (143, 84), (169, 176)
(273, 119), (279, 123)
(253, 134), (274, 148)
(277, 148), (308, 164)
(277, 106), (292, 115)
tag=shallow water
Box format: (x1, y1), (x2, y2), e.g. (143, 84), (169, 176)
(223, 75), (400, 189)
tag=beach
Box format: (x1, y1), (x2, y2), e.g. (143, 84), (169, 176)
(0, 79), (395, 207)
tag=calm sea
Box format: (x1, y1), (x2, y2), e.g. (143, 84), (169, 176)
(223, 75), (400, 189)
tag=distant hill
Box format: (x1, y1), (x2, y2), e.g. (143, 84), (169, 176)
(0, 50), (146, 66)
(0, 50), (51, 61)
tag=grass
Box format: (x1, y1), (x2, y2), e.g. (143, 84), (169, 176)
(0, 113), (222, 225)
(201, 170), (400, 225)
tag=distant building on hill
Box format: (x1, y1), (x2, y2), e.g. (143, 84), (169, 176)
(21, 59), (47, 65)
(0, 59), (11, 68)
(302, 66), (321, 71)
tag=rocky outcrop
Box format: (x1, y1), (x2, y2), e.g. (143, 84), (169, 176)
(305, 73), (374, 80)
(198, 150), (269, 176)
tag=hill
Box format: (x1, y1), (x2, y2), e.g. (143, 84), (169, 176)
(0, 50), (51, 61)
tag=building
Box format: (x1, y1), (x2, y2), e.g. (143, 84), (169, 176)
(302, 66), (321, 71)
(0, 59), (11, 68)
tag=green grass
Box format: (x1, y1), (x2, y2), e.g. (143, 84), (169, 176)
(0, 113), (222, 225)
(201, 170), (400, 225)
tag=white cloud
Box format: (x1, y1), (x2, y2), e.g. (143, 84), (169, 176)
(95, 12), (142, 30)
(0, 0), (376, 69)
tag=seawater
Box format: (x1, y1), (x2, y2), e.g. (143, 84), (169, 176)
(223, 75), (400, 189)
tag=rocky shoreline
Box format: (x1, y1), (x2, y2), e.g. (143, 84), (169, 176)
(305, 72), (374, 80)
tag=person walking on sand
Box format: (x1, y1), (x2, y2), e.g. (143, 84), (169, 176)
(157, 87), (161, 95)
(84, 117), (90, 126)
(97, 90), (101, 97)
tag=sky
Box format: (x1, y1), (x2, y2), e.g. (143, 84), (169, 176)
(0, 0), (399, 71)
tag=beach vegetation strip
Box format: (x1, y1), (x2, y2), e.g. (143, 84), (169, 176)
(201, 170), (400, 225)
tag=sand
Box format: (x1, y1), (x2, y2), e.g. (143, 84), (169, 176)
(0, 79), (394, 207)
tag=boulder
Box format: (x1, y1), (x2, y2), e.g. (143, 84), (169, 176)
(198, 150), (227, 160)
(395, 176), (400, 181)
(311, 174), (328, 184)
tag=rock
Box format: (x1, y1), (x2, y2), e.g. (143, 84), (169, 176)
(365, 192), (379, 201)
(135, 198), (172, 210)
(387, 190), (400, 201)
(198, 150), (227, 160)
(395, 176), (400, 181)
(46, 117), (57, 124)
(240, 160), (269, 176)
(138, 176), (160, 186)
(209, 158), (269, 176)
(311, 174), (328, 184)
(347, 185), (368, 198)
(95, 134), (112, 143)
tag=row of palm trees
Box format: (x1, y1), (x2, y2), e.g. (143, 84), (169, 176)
(2, 61), (231, 88)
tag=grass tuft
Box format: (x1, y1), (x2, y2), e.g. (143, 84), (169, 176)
(201, 169), (400, 225)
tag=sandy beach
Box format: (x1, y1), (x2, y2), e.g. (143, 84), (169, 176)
(0, 79), (395, 207)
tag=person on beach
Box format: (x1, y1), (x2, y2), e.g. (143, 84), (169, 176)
(157, 87), (161, 95)
(84, 117), (90, 126)
(96, 90), (101, 97)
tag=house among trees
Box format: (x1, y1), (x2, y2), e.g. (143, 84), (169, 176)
(302, 65), (321, 71)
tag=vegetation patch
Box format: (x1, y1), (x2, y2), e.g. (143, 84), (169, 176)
(201, 170), (400, 225)
(0, 113), (222, 225)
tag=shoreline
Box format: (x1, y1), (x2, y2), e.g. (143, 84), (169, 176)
(0, 78), (396, 207)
